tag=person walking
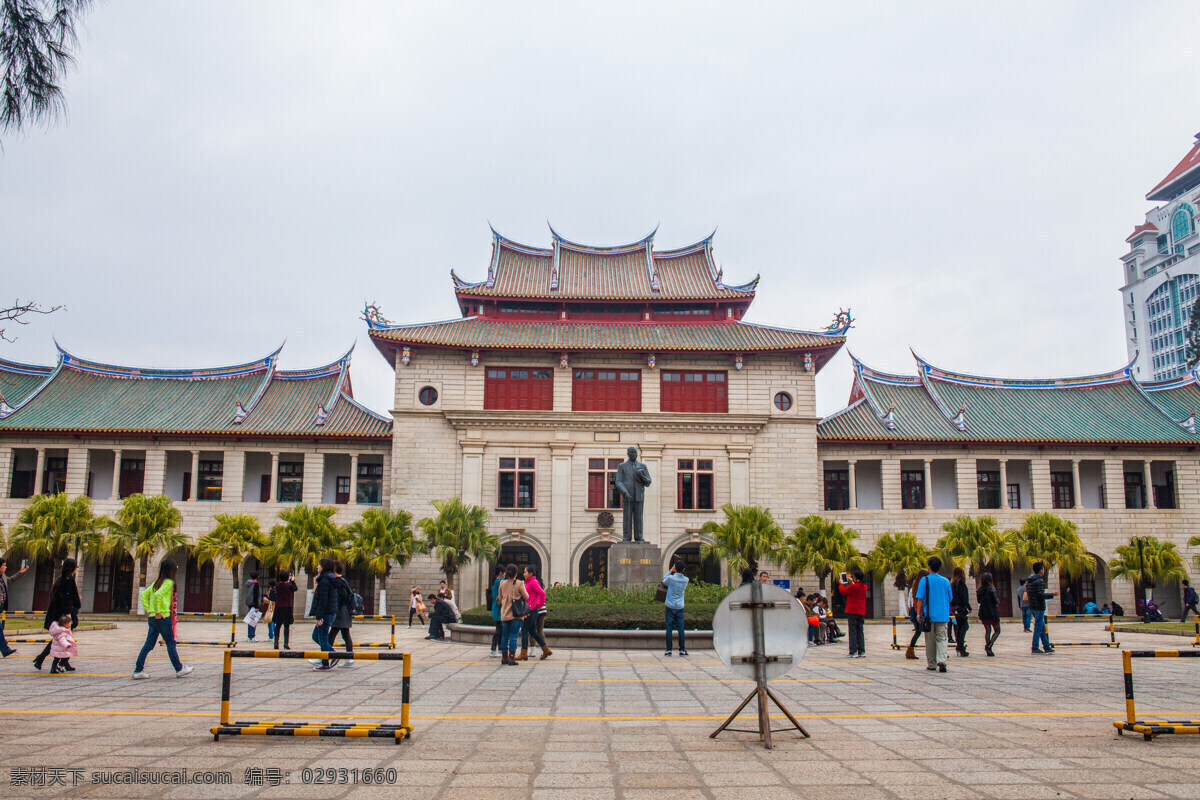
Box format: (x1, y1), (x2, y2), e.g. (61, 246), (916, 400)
(663, 558), (689, 657)
(487, 565), (505, 657)
(1018, 579), (1032, 632)
(48, 613), (77, 674)
(272, 571), (297, 649)
(309, 558), (339, 671)
(837, 568), (868, 658)
(33, 558), (81, 671)
(519, 565), (552, 660)
(1181, 580), (1199, 623)
(329, 561), (355, 668)
(1025, 561), (1056, 655)
(1061, 585), (1076, 615)
(905, 569), (929, 660)
(950, 567), (971, 657)
(408, 587), (427, 627)
(242, 571), (262, 641)
(914, 556), (953, 673)
(496, 564), (529, 666)
(977, 572), (1001, 657)
(0, 556), (29, 657)
(131, 558), (193, 679)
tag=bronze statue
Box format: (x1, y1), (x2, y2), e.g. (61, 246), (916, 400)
(615, 446), (652, 542)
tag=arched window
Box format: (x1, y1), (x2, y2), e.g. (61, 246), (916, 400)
(1172, 205), (1194, 253)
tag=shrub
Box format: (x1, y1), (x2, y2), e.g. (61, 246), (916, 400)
(460, 602), (719, 630)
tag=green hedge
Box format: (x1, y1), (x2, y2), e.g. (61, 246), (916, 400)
(460, 602), (717, 630)
(461, 583), (732, 630)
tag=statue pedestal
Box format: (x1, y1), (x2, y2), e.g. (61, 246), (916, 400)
(607, 542), (662, 589)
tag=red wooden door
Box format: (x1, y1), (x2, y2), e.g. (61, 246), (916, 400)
(118, 459), (145, 498)
(32, 558), (53, 610)
(335, 476), (350, 504)
(183, 556), (213, 612)
(93, 558), (114, 613)
(991, 565), (1013, 617)
(260, 475), (271, 502)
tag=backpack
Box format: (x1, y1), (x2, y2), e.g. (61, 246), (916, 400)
(352, 592), (365, 616)
(1185, 586), (1198, 606)
(243, 580), (259, 608)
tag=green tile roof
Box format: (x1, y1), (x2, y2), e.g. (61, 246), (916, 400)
(0, 346), (390, 438)
(1142, 371), (1200, 424)
(0, 357), (55, 410)
(817, 355), (1200, 445)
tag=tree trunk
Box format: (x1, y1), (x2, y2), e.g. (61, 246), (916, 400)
(231, 563), (241, 615)
(378, 570), (388, 616)
(137, 553), (149, 614)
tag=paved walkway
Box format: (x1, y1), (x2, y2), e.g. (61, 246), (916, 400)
(1, 618), (1198, 799)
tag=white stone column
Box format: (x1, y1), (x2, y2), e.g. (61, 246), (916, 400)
(302, 453), (323, 505)
(728, 446), (752, 505)
(1071, 459), (1081, 509)
(1144, 460), (1155, 509)
(955, 457), (975, 511)
(0, 447), (11, 499)
(33, 448), (45, 496)
(641, 445), (663, 546)
(881, 458), (901, 511)
(999, 459), (1009, 509)
(847, 459), (858, 510)
(268, 451), (280, 503)
(190, 450), (201, 501)
(110, 449), (122, 500)
(66, 446), (90, 497)
(223, 449), (243, 504)
(922, 459), (934, 510)
(549, 444), (574, 585)
(349, 453), (360, 505)
(1030, 459), (1051, 509)
(1102, 459), (1124, 510)
(143, 449), (166, 495)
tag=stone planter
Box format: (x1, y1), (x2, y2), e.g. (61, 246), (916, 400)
(447, 623), (712, 650)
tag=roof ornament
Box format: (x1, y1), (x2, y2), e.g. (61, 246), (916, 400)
(0, 398), (13, 418)
(883, 406), (896, 430)
(559, 352), (569, 369)
(646, 243), (660, 292)
(232, 402), (248, 425)
(550, 236), (561, 291)
(734, 354), (743, 371)
(803, 353), (814, 373)
(362, 302), (392, 328)
(826, 308), (855, 334)
(1188, 409), (1197, 434)
(647, 354), (656, 369)
(470, 351), (480, 367)
(315, 405), (328, 426)
(952, 406), (966, 431)
(401, 346), (411, 367)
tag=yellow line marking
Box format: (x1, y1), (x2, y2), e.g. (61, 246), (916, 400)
(0, 708), (1170, 722)
(578, 678), (873, 683)
(0, 673), (129, 678)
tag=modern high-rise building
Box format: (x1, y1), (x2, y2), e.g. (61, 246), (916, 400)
(1121, 132), (1200, 381)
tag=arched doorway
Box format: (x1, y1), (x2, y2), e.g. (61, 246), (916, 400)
(670, 544), (720, 585)
(1058, 554), (1107, 614)
(496, 543), (543, 580)
(93, 553), (134, 613)
(579, 543), (611, 586)
(183, 553), (214, 612)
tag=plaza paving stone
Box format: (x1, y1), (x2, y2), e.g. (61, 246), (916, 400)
(0, 619), (1198, 798)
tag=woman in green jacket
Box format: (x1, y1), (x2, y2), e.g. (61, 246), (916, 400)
(132, 558), (193, 679)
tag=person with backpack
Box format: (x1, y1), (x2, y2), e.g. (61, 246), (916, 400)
(328, 561), (355, 668)
(1181, 580), (1199, 623)
(950, 567), (971, 657)
(242, 572), (262, 641)
(308, 558), (339, 671)
(914, 556), (953, 673)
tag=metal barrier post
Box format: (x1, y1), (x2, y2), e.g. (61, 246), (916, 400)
(221, 649), (232, 726)
(401, 651), (411, 731)
(1122, 650), (1135, 725)
(1, 609), (51, 643)
(1114, 650), (1200, 740)
(391, 615), (396, 649)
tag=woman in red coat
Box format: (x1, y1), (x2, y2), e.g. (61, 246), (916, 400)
(837, 569), (868, 658)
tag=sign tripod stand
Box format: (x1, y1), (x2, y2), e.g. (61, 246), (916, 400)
(710, 580), (809, 749)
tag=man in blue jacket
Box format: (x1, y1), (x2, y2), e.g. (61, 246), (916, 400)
(914, 556), (953, 673)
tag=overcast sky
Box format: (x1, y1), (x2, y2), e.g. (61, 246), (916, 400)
(3, 2), (1198, 417)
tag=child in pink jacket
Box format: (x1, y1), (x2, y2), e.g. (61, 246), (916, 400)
(49, 614), (77, 674)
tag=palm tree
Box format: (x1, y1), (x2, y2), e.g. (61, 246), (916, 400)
(779, 514), (861, 590)
(261, 504), (343, 599)
(194, 514), (268, 615)
(698, 503), (783, 578)
(102, 494), (186, 614)
(344, 507), (421, 615)
(416, 498), (498, 595)
(1188, 534), (1200, 570)
(8, 493), (106, 588)
(936, 514), (1018, 584)
(1009, 512), (1094, 579)
(866, 531), (932, 590)
(1109, 537), (1188, 604)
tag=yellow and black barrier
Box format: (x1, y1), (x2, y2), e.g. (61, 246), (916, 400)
(212, 649), (412, 744)
(890, 616), (909, 650)
(172, 612), (237, 647)
(1192, 621), (1199, 648)
(1115, 649), (1200, 740)
(348, 614), (396, 649)
(0, 610), (50, 643)
(1045, 613), (1119, 648)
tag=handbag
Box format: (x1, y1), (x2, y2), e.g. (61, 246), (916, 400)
(919, 576), (933, 632)
(262, 602), (275, 624)
(510, 580), (531, 618)
(654, 580), (669, 603)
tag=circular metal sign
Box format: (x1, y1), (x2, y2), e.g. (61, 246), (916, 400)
(712, 583), (809, 681)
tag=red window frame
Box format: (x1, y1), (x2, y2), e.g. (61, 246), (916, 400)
(1051, 471), (1074, 509)
(677, 459), (715, 510)
(485, 368), (554, 411)
(587, 458), (624, 510)
(572, 370), (641, 412)
(498, 457), (536, 509)
(660, 371), (728, 413)
(901, 470), (925, 510)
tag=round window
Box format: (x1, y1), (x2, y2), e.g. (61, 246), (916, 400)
(418, 386), (439, 406)
(773, 392), (792, 411)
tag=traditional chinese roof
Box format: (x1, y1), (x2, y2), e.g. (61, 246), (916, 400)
(1142, 370), (1200, 426)
(450, 226), (759, 301)
(0, 344), (391, 438)
(1126, 222), (1159, 243)
(367, 315), (844, 363)
(1147, 133), (1200, 202)
(0, 357), (56, 412)
(818, 353), (1200, 445)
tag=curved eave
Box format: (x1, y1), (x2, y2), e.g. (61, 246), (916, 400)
(817, 432), (1200, 447)
(548, 222), (657, 253)
(0, 424), (391, 440)
(452, 288), (757, 300)
(54, 340), (283, 380)
(913, 350), (1138, 389)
